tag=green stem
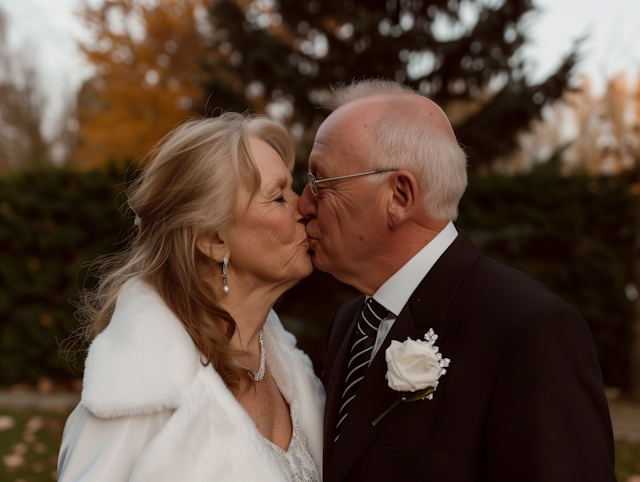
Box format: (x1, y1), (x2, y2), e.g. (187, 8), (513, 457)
(371, 387), (436, 426)
(372, 397), (404, 426)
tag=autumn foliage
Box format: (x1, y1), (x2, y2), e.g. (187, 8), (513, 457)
(515, 74), (640, 175)
(73, 0), (212, 170)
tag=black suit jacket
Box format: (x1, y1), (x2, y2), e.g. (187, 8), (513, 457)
(322, 230), (615, 482)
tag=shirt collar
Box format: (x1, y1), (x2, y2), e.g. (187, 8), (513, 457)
(372, 221), (458, 316)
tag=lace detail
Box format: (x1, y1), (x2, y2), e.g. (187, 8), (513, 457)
(264, 422), (319, 482)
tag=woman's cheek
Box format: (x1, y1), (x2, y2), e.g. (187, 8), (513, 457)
(274, 212), (297, 244)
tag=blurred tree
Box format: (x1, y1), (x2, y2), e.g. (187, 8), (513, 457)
(73, 0), (213, 170)
(628, 75), (640, 400)
(0, 14), (50, 170)
(565, 75), (639, 174)
(514, 74), (640, 175)
(515, 72), (640, 395)
(0, 51), (49, 170)
(201, 0), (578, 168)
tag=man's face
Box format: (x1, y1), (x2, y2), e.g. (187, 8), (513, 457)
(298, 109), (388, 285)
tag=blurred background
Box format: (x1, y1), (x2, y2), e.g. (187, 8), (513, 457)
(0, 0), (640, 480)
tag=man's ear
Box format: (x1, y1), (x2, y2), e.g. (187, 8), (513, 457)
(196, 233), (229, 263)
(387, 170), (420, 229)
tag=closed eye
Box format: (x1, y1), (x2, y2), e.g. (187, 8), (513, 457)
(275, 196), (287, 203)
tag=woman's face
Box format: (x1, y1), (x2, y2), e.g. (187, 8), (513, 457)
(226, 137), (312, 291)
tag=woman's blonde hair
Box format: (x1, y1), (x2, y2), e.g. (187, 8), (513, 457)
(74, 112), (295, 390)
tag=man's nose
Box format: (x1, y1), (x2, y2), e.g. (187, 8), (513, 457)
(298, 184), (317, 219)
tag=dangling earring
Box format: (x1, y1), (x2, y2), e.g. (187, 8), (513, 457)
(222, 257), (230, 294)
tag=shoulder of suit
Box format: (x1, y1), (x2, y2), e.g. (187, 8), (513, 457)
(474, 255), (558, 298)
(464, 254), (584, 328)
(81, 279), (203, 418)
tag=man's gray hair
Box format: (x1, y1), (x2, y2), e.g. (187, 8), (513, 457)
(325, 79), (468, 221)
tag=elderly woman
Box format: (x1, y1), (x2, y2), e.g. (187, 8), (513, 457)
(57, 113), (324, 482)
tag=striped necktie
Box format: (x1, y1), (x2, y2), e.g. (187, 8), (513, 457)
(334, 298), (389, 443)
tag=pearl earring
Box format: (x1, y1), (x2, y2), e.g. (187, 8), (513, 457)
(222, 257), (230, 294)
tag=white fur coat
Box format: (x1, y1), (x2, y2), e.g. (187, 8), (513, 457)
(80, 280), (325, 481)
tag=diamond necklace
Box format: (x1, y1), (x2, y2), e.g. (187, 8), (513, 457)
(231, 331), (266, 381)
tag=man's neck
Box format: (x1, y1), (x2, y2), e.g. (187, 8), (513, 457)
(340, 219), (449, 295)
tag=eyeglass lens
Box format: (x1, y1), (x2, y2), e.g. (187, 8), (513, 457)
(308, 172), (318, 196)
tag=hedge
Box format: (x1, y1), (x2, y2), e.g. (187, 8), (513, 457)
(0, 165), (129, 384)
(0, 166), (635, 388)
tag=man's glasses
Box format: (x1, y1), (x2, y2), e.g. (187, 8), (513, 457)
(307, 169), (398, 196)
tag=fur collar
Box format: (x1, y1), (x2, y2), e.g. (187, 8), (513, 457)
(79, 280), (325, 480)
(81, 280), (300, 418)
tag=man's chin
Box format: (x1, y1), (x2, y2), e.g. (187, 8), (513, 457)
(310, 251), (332, 274)
(308, 240), (335, 273)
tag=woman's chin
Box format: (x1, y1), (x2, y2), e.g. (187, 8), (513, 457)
(309, 250), (331, 274)
(299, 254), (315, 279)
(292, 252), (315, 282)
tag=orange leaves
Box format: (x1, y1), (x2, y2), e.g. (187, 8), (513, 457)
(73, 0), (215, 170)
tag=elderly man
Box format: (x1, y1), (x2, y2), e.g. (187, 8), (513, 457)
(299, 79), (615, 482)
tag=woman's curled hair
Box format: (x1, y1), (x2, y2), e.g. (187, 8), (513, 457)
(73, 112), (295, 390)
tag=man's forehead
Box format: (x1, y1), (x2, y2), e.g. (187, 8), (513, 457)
(309, 111), (373, 172)
(308, 136), (332, 173)
(321, 92), (455, 141)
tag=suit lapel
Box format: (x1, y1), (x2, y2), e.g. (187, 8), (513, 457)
(326, 307), (415, 482)
(324, 230), (481, 481)
(323, 300), (363, 469)
(408, 229), (480, 331)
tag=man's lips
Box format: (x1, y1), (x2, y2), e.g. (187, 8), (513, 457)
(304, 227), (318, 240)
(304, 225), (318, 250)
(307, 238), (317, 250)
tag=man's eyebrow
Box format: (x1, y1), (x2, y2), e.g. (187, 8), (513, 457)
(312, 168), (327, 180)
(309, 159), (324, 175)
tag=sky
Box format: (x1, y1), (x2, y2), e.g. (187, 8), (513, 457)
(0, 0), (639, 137)
(522, 0), (640, 89)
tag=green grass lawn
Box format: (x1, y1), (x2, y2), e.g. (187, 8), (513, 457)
(616, 440), (640, 482)
(0, 407), (637, 481)
(0, 408), (71, 482)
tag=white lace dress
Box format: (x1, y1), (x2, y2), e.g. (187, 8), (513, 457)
(263, 419), (319, 482)
(259, 321), (321, 481)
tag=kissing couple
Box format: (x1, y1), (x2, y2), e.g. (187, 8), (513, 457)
(58, 79), (616, 481)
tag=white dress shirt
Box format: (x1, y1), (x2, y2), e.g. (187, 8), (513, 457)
(369, 221), (458, 360)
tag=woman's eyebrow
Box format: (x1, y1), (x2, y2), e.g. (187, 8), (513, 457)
(264, 176), (289, 194)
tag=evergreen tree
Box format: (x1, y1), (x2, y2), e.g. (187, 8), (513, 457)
(202, 0), (578, 166)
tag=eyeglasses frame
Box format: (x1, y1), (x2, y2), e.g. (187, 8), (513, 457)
(307, 169), (398, 196)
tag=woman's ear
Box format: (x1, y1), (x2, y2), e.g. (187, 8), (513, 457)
(196, 233), (229, 263)
(387, 170), (420, 229)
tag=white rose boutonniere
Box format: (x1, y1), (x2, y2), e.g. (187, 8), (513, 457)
(372, 329), (450, 426)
